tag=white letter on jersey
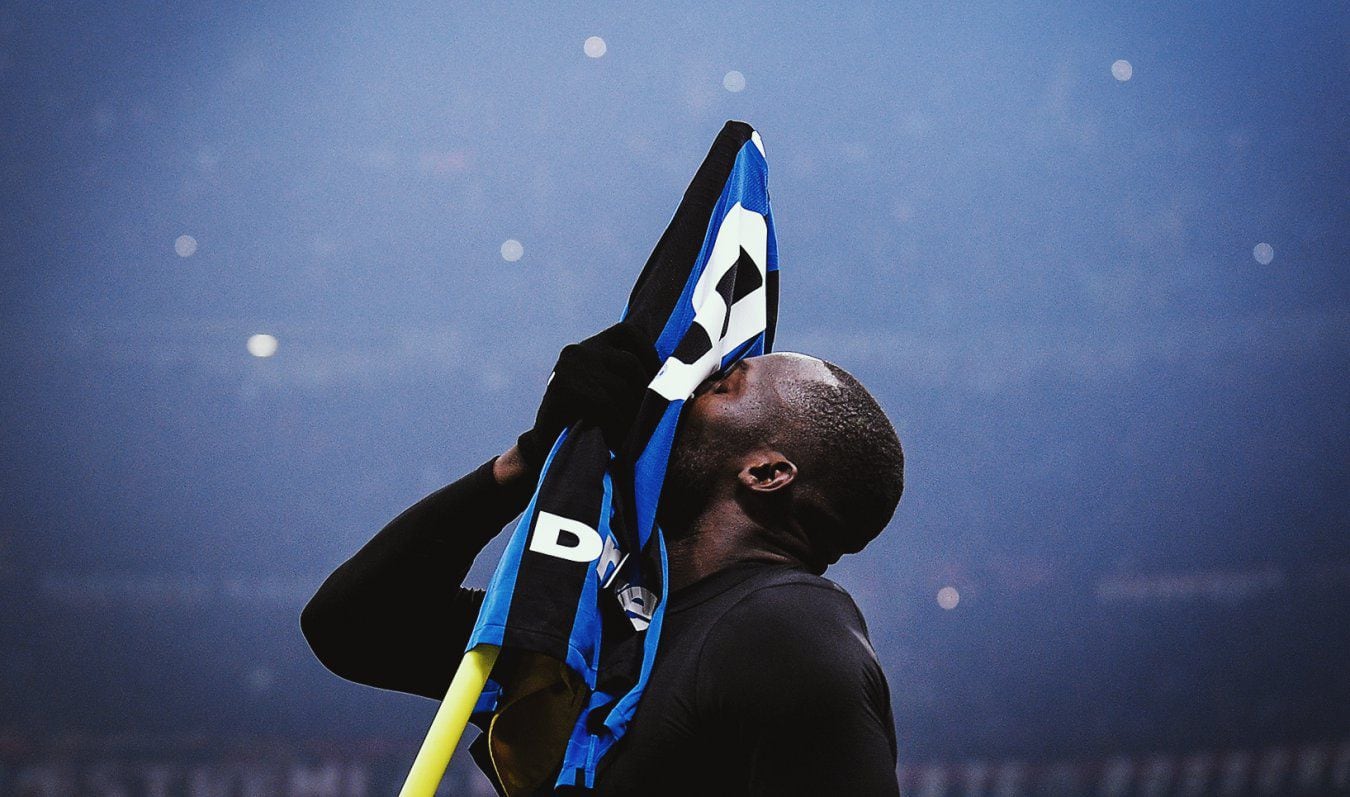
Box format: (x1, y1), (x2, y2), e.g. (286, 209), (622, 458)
(529, 511), (604, 563)
(594, 533), (628, 588)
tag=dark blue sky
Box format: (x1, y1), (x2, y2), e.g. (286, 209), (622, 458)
(1, 0), (1346, 765)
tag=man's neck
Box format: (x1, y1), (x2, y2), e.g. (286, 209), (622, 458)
(664, 500), (815, 592)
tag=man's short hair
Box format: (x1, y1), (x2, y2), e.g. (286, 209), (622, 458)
(779, 361), (904, 562)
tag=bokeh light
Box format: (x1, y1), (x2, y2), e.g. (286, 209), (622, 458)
(247, 666), (275, 693)
(500, 239), (524, 262)
(584, 36), (607, 58)
(246, 333), (278, 358)
(937, 586), (961, 610)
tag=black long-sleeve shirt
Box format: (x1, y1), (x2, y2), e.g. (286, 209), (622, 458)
(302, 459), (900, 795)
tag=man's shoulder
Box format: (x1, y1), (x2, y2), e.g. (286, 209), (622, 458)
(704, 566), (873, 658)
(721, 566), (863, 624)
(695, 566), (885, 705)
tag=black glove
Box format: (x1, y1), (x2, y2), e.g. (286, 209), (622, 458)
(516, 321), (661, 471)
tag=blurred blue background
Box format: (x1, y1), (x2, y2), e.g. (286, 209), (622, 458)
(1, 2), (1346, 795)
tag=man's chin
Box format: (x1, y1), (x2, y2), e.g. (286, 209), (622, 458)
(657, 463), (707, 538)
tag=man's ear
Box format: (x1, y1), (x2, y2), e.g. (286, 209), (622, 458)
(737, 451), (798, 493)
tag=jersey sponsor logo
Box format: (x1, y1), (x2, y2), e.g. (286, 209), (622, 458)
(615, 584), (657, 631)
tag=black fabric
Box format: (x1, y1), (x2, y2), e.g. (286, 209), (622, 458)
(301, 462), (899, 795)
(590, 563), (900, 797)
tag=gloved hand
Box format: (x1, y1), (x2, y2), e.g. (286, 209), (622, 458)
(515, 321), (661, 471)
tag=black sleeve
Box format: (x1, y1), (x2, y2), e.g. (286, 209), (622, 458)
(696, 583), (900, 796)
(300, 457), (534, 700)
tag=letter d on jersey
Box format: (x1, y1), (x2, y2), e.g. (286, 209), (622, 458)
(529, 511), (604, 563)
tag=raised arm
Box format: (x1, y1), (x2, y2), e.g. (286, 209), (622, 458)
(300, 450), (534, 699)
(301, 321), (658, 701)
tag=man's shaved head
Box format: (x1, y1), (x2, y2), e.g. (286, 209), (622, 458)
(774, 358), (904, 561)
(661, 353), (904, 567)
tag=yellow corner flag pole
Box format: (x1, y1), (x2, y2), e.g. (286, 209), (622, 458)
(399, 644), (500, 797)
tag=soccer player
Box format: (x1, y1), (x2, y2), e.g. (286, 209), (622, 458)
(302, 323), (905, 795)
